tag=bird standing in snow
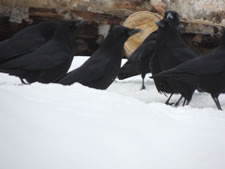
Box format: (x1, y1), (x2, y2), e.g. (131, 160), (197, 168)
(57, 25), (141, 89)
(118, 31), (157, 90)
(150, 11), (198, 106)
(0, 20), (87, 84)
(152, 30), (225, 110)
(0, 21), (60, 63)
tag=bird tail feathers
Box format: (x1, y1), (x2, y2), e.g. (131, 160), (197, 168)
(151, 69), (198, 84)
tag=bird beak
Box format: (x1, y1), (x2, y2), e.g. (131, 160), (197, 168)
(128, 28), (142, 36)
(156, 20), (166, 28)
(177, 24), (185, 31)
(76, 20), (88, 26)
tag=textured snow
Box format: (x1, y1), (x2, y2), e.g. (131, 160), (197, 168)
(1, 56), (225, 169)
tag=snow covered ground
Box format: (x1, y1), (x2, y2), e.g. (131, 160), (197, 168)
(1, 56), (225, 169)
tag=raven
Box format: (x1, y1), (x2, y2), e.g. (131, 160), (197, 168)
(152, 31), (225, 110)
(0, 20), (87, 84)
(118, 31), (157, 90)
(0, 21), (60, 63)
(57, 26), (141, 89)
(150, 11), (198, 106)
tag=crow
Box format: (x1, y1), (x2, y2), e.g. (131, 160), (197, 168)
(150, 11), (198, 106)
(118, 31), (157, 90)
(0, 20), (61, 63)
(56, 26), (141, 89)
(0, 20), (87, 84)
(152, 31), (225, 110)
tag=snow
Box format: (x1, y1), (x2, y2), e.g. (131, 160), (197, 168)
(1, 56), (225, 169)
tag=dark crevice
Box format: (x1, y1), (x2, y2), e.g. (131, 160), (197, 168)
(0, 17), (221, 56)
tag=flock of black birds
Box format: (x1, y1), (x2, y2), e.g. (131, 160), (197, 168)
(1, 10), (225, 110)
(0, 19), (140, 88)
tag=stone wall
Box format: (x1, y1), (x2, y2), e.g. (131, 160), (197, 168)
(1, 0), (225, 23)
(164, 0), (225, 24)
(0, 0), (225, 55)
(1, 0), (224, 35)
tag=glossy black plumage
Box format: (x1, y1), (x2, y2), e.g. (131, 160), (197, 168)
(57, 26), (141, 89)
(0, 21), (60, 63)
(118, 31), (157, 89)
(0, 20), (86, 83)
(150, 11), (198, 105)
(152, 32), (225, 110)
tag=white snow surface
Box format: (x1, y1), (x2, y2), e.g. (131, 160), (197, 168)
(1, 56), (225, 169)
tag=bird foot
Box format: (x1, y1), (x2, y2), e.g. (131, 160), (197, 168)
(140, 86), (146, 90)
(165, 101), (174, 106)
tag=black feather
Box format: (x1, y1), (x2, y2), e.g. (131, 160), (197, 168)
(57, 26), (141, 89)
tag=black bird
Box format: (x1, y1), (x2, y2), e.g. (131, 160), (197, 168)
(150, 11), (198, 106)
(57, 26), (141, 89)
(0, 20), (87, 84)
(118, 31), (157, 90)
(0, 20), (61, 63)
(152, 31), (225, 110)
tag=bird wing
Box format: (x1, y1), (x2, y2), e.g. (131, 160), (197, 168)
(138, 41), (156, 61)
(118, 62), (139, 80)
(155, 50), (225, 80)
(0, 41), (70, 71)
(0, 21), (59, 63)
(128, 31), (157, 62)
(59, 57), (107, 85)
(176, 55), (224, 76)
(0, 36), (48, 62)
(150, 52), (168, 93)
(118, 41), (156, 80)
(144, 31), (158, 42)
(169, 47), (197, 62)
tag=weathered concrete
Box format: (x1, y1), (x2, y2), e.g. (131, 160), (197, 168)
(0, 0), (225, 36)
(164, 0), (225, 24)
(0, 0), (153, 17)
(1, 0), (225, 23)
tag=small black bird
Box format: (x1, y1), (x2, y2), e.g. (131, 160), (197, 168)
(118, 31), (157, 90)
(150, 11), (198, 106)
(0, 20), (87, 84)
(0, 21), (60, 63)
(152, 31), (225, 110)
(57, 26), (141, 89)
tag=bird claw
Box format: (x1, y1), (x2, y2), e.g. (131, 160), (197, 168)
(165, 101), (174, 106)
(167, 102), (174, 106)
(140, 85), (146, 90)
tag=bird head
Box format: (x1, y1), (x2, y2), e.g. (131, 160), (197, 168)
(52, 19), (88, 45)
(156, 11), (180, 29)
(112, 25), (142, 39)
(64, 19), (88, 30)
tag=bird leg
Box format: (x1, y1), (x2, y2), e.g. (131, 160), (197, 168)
(165, 93), (173, 105)
(182, 99), (190, 107)
(184, 99), (191, 106)
(182, 99), (186, 106)
(212, 96), (222, 110)
(140, 73), (146, 90)
(174, 95), (183, 107)
(19, 78), (29, 85)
